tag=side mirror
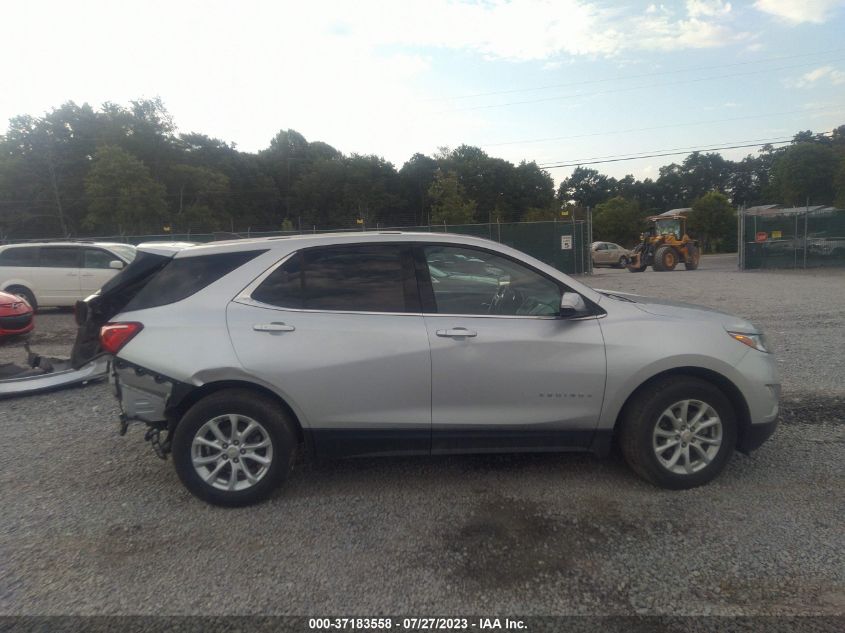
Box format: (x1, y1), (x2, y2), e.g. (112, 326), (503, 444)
(109, 260), (124, 270)
(560, 292), (589, 318)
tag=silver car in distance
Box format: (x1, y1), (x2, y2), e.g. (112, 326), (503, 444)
(91, 233), (779, 506)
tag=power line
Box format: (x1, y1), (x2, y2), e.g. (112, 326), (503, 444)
(538, 133), (833, 170)
(427, 47), (845, 102)
(481, 104), (845, 148)
(436, 56), (845, 113)
(536, 136), (794, 167)
(540, 142), (789, 169)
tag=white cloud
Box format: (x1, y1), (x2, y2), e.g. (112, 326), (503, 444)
(327, 0), (745, 61)
(792, 65), (845, 87)
(686, 0), (732, 18)
(754, 0), (844, 24)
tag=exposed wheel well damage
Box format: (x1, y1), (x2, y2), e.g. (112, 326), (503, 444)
(613, 367), (752, 449)
(166, 380), (306, 447)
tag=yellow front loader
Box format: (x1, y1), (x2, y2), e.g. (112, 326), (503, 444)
(627, 214), (700, 272)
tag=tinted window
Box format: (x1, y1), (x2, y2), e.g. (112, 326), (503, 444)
(252, 245), (413, 313)
(39, 247), (80, 268)
(125, 250), (266, 311)
(252, 254), (303, 308)
(0, 247), (38, 267)
(423, 245), (561, 316)
(84, 249), (117, 269)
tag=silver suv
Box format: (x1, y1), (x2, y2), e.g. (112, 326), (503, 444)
(83, 233), (779, 506)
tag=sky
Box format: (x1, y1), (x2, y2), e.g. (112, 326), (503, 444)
(2, 0), (844, 183)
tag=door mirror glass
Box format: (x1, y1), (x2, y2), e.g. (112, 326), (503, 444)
(560, 292), (589, 318)
(109, 260), (125, 270)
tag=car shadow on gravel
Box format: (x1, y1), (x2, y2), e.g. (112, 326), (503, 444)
(778, 394), (845, 425)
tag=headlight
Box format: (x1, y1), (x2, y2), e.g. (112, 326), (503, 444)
(728, 331), (770, 353)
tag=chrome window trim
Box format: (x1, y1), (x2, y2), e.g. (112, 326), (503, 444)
(233, 295), (423, 318)
(233, 246), (605, 321)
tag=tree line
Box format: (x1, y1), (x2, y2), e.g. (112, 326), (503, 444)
(1, 98), (843, 250)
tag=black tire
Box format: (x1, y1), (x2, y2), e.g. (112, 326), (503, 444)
(7, 286), (37, 311)
(684, 243), (700, 270)
(618, 255), (629, 268)
(654, 245), (677, 271)
(172, 388), (298, 507)
(618, 376), (737, 490)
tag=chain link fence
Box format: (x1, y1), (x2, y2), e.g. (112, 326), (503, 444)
(739, 205), (845, 270)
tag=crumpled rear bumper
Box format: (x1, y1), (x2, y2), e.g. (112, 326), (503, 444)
(111, 361), (174, 424)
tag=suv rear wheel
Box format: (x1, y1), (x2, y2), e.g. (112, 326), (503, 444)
(172, 389), (297, 506)
(619, 376), (737, 489)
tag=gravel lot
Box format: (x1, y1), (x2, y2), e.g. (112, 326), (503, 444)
(1, 254), (843, 617)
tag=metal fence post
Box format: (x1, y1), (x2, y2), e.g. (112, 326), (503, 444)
(587, 206), (593, 275)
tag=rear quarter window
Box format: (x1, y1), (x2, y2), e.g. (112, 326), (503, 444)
(124, 250), (266, 311)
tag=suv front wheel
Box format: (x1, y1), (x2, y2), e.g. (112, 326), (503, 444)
(619, 376), (737, 489)
(172, 389), (297, 506)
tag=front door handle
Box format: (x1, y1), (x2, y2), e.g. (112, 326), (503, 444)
(436, 327), (477, 338)
(253, 322), (295, 332)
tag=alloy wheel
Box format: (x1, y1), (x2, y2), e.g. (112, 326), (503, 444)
(652, 399), (722, 475)
(191, 414), (274, 491)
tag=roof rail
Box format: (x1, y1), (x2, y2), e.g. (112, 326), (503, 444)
(16, 239), (98, 244)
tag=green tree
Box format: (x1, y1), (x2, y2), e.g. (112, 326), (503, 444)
(165, 164), (231, 232)
(399, 153), (438, 225)
(557, 166), (615, 209)
(428, 171), (477, 224)
(592, 197), (641, 247)
(522, 204), (560, 221)
(770, 143), (838, 206)
(834, 159), (845, 209)
(342, 154), (402, 227)
(84, 145), (167, 234)
(689, 191), (735, 253)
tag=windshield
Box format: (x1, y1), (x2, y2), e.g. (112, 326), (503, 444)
(655, 219), (682, 239)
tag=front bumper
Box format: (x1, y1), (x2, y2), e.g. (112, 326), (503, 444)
(0, 311), (34, 336)
(733, 350), (780, 453)
(737, 417), (778, 453)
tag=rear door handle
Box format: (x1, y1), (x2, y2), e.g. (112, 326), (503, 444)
(253, 322), (295, 332)
(436, 327), (477, 338)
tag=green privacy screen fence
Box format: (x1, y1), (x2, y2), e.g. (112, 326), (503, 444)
(739, 206), (845, 270)
(63, 220), (594, 276)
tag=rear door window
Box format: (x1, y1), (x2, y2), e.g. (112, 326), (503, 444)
(124, 250), (267, 310)
(252, 244), (418, 313)
(39, 247), (81, 268)
(0, 247), (38, 267)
